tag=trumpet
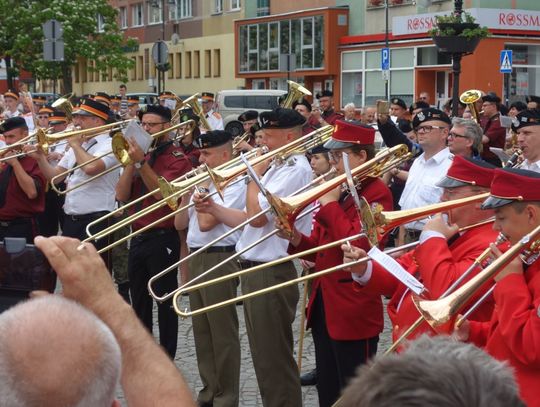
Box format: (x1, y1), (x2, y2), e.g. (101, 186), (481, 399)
(460, 89), (483, 123)
(281, 80), (312, 109)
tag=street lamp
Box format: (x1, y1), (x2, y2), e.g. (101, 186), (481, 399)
(149, 0), (176, 93)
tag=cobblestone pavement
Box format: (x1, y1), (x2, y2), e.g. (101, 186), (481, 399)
(117, 290), (392, 406)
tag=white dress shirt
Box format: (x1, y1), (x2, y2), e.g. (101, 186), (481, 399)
(520, 159), (540, 173)
(399, 147), (453, 230)
(204, 109), (224, 131)
(187, 178), (246, 248)
(58, 133), (120, 215)
(236, 154), (313, 262)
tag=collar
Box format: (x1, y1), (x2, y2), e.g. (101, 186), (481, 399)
(420, 147), (451, 164)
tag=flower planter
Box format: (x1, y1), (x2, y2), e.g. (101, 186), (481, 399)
(436, 22), (479, 36)
(432, 36), (480, 54)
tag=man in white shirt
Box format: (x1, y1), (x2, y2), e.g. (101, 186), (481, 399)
(175, 130), (245, 407)
(29, 98), (120, 267)
(201, 92), (224, 131)
(513, 109), (540, 172)
(399, 108), (453, 242)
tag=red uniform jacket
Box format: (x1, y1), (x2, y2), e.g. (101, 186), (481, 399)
(469, 259), (540, 407)
(0, 156), (45, 220)
(290, 177), (393, 340)
(481, 113), (506, 162)
(131, 142), (192, 231)
(322, 109), (344, 126)
(358, 222), (498, 345)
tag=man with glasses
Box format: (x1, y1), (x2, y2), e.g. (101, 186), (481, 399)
(447, 117), (483, 159)
(480, 94), (506, 166)
(116, 104), (192, 359)
(398, 108), (453, 243)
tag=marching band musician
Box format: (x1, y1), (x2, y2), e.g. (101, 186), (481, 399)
(278, 120), (393, 407)
(480, 94), (506, 167)
(0, 117), (45, 242)
(115, 104), (192, 359)
(27, 98), (120, 266)
(454, 168), (540, 407)
(342, 156), (498, 348)
(176, 109), (201, 167)
(514, 109), (540, 172)
(36, 105), (54, 129)
(312, 90), (343, 127)
(200, 92), (224, 131)
(175, 130), (245, 407)
(1, 90), (21, 119)
(126, 96), (140, 120)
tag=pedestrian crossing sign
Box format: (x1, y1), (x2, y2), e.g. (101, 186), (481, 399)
(500, 50), (512, 74)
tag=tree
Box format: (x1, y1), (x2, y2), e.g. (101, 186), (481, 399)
(0, 0), (137, 93)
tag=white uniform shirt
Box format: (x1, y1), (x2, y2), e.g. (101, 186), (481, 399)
(187, 177), (247, 248)
(236, 154), (313, 262)
(205, 109), (224, 131)
(398, 147), (453, 230)
(58, 133), (120, 215)
(520, 159), (540, 173)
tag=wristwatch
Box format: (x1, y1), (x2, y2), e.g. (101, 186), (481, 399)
(134, 159), (145, 169)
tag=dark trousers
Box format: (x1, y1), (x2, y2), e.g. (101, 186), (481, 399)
(311, 290), (379, 407)
(128, 229), (179, 359)
(0, 218), (37, 244)
(62, 211), (112, 270)
(37, 188), (64, 237)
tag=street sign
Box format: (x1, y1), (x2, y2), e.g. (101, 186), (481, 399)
(500, 50), (513, 74)
(152, 40), (169, 66)
(43, 39), (64, 62)
(381, 47), (390, 71)
(43, 19), (63, 40)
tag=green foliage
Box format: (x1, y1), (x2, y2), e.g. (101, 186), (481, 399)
(0, 0), (137, 90)
(428, 12), (490, 39)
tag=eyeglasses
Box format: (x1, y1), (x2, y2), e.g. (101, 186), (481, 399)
(448, 132), (468, 139)
(141, 121), (167, 128)
(415, 125), (447, 133)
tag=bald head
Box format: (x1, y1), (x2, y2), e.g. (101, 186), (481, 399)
(0, 296), (121, 407)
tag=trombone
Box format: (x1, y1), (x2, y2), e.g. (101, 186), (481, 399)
(412, 223), (540, 333)
(180, 93), (212, 132)
(50, 119), (196, 195)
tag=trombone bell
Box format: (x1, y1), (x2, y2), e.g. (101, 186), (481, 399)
(459, 89), (483, 123)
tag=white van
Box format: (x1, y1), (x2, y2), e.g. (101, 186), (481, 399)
(215, 89), (287, 136)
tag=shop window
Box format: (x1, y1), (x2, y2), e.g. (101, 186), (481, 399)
(391, 48), (413, 68)
(417, 46), (451, 66)
(342, 72), (363, 107)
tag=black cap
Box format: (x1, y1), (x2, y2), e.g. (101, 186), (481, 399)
(49, 110), (68, 125)
(511, 109), (540, 132)
(309, 145), (330, 155)
(526, 95), (540, 105)
(201, 92), (215, 101)
(509, 101), (527, 112)
(193, 130), (233, 149)
(0, 116), (28, 133)
(398, 119), (413, 133)
(259, 107), (305, 129)
(409, 101), (430, 114)
(482, 94), (502, 104)
(138, 104), (172, 122)
(177, 108), (200, 125)
(391, 98), (407, 110)
(94, 92), (111, 107)
(249, 123), (261, 137)
(412, 108), (451, 129)
(72, 98), (111, 121)
(238, 110), (259, 122)
(316, 90), (333, 99)
(292, 99), (312, 112)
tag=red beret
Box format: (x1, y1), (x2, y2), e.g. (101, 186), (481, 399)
(323, 119), (375, 149)
(482, 168), (540, 209)
(437, 156), (495, 189)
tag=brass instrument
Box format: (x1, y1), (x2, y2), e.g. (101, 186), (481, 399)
(459, 89), (483, 123)
(51, 93), (74, 122)
(180, 93), (212, 132)
(504, 148), (523, 168)
(412, 224), (540, 333)
(232, 131), (251, 156)
(280, 80), (312, 109)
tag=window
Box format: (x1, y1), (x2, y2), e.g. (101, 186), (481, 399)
(96, 14), (105, 33)
(148, 1), (162, 24)
(168, 53), (174, 79)
(170, 0), (192, 20)
(175, 53), (182, 78)
(144, 48), (150, 79)
(256, 0), (269, 16)
(230, 0), (241, 10)
(185, 51), (192, 78)
(119, 7), (128, 29)
(194, 50), (200, 78)
(505, 44), (540, 104)
(204, 50), (211, 77)
(214, 0), (223, 14)
(132, 3), (143, 27)
(213, 49), (221, 77)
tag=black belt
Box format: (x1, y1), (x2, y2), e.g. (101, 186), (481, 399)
(189, 245), (236, 254)
(132, 228), (176, 241)
(0, 218), (33, 228)
(237, 259), (266, 269)
(65, 211), (109, 222)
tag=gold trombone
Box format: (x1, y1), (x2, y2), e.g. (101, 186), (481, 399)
(412, 224), (540, 333)
(281, 80), (312, 108)
(232, 131), (251, 156)
(181, 93), (212, 132)
(459, 89), (483, 123)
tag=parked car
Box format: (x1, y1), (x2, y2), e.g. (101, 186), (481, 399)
(126, 92), (158, 109)
(215, 89), (287, 136)
(32, 92), (60, 104)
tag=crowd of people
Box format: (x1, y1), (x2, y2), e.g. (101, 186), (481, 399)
(0, 82), (539, 407)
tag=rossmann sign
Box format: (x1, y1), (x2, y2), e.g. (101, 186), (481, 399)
(393, 8), (540, 36)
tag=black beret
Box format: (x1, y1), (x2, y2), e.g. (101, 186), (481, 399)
(316, 90), (333, 99)
(412, 108), (451, 129)
(391, 98), (407, 110)
(309, 145), (330, 155)
(0, 116), (27, 133)
(511, 109), (540, 132)
(178, 108), (200, 125)
(193, 130), (233, 149)
(259, 107), (305, 129)
(526, 95), (540, 104)
(292, 98), (312, 112)
(138, 104), (172, 122)
(238, 110), (259, 122)
(409, 101), (430, 114)
(482, 94), (501, 104)
(509, 101), (527, 112)
(398, 119), (413, 133)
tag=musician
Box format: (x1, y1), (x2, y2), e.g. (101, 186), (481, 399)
(343, 156), (498, 348)
(176, 109), (201, 167)
(0, 117), (45, 242)
(175, 130), (245, 407)
(116, 104), (192, 359)
(514, 109), (540, 172)
(2, 90), (21, 119)
(36, 105), (54, 129)
(293, 99), (320, 136)
(526, 95), (540, 110)
(200, 92), (224, 131)
(480, 94), (506, 166)
(312, 90), (343, 126)
(93, 92), (112, 109)
(278, 120), (392, 407)
(235, 110), (259, 151)
(32, 95), (47, 111)
(454, 168), (540, 407)
(126, 96), (140, 120)
(28, 98), (120, 265)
